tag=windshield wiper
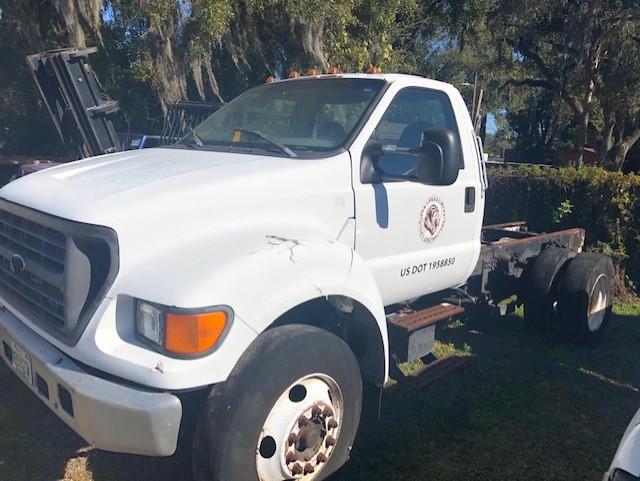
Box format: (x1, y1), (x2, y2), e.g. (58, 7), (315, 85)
(177, 126), (204, 149)
(234, 129), (297, 158)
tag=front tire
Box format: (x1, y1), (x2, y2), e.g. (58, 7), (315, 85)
(193, 324), (362, 481)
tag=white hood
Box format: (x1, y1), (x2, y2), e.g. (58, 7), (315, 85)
(1, 148), (331, 223)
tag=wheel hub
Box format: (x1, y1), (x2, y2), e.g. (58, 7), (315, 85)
(294, 418), (325, 460)
(256, 375), (343, 480)
(587, 274), (609, 332)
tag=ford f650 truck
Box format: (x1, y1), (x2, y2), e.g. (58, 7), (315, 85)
(0, 74), (614, 481)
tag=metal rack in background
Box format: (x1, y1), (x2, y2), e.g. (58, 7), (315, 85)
(159, 100), (221, 146)
(26, 47), (121, 160)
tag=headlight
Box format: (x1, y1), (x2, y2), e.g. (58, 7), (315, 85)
(135, 300), (231, 357)
(136, 301), (164, 346)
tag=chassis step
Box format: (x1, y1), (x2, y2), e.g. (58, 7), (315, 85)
(387, 303), (465, 363)
(388, 303), (465, 332)
(406, 355), (468, 389)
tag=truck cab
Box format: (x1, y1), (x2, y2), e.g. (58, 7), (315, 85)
(0, 74), (611, 481)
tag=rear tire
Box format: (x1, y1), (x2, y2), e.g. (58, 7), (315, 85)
(523, 247), (575, 328)
(192, 324), (362, 481)
(555, 253), (614, 344)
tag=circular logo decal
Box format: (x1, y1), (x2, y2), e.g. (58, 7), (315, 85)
(419, 197), (445, 242)
(10, 254), (26, 274)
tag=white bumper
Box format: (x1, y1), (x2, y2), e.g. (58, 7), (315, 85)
(0, 307), (182, 456)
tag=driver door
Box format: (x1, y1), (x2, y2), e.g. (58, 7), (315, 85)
(351, 86), (482, 306)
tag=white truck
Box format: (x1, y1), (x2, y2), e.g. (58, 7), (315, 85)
(0, 73), (614, 481)
(606, 407), (640, 481)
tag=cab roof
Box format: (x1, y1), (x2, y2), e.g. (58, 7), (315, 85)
(279, 73), (458, 94)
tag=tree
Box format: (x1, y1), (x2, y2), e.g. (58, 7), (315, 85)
(0, 0), (89, 155)
(597, 22), (640, 168)
(506, 89), (573, 163)
(491, 0), (640, 167)
(2, 0), (638, 168)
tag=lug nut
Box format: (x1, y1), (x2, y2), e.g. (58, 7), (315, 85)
(327, 419), (338, 430)
(325, 435), (336, 448)
(311, 405), (322, 417)
(288, 433), (298, 446)
(291, 463), (303, 475)
(317, 453), (327, 464)
(298, 415), (308, 428)
(286, 452), (297, 464)
(304, 463), (315, 474)
(323, 406), (334, 418)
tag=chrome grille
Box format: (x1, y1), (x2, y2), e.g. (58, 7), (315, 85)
(0, 209), (67, 328)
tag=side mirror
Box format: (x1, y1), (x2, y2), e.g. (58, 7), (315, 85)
(360, 141), (385, 183)
(359, 128), (461, 185)
(416, 128), (461, 185)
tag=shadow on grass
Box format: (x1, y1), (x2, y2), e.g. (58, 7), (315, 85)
(333, 303), (640, 481)
(1, 303), (638, 481)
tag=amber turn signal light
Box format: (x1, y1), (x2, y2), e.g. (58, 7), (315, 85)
(165, 310), (228, 355)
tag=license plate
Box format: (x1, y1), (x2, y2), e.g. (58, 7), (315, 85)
(10, 341), (33, 386)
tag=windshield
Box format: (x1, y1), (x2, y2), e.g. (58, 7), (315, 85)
(175, 78), (386, 156)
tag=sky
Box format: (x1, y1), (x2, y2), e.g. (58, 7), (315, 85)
(486, 113), (497, 135)
(101, 2), (114, 23)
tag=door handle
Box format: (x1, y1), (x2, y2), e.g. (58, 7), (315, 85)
(464, 187), (476, 213)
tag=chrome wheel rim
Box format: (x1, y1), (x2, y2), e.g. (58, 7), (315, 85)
(587, 274), (609, 332)
(256, 374), (343, 480)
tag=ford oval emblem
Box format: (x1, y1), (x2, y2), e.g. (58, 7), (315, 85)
(10, 254), (26, 274)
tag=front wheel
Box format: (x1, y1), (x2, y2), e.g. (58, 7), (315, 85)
(193, 324), (362, 481)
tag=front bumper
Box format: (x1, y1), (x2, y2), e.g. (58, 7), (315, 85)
(0, 307), (182, 456)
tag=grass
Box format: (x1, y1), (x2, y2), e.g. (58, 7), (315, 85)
(1, 301), (639, 481)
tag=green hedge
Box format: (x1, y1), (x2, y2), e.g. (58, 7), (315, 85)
(485, 165), (640, 291)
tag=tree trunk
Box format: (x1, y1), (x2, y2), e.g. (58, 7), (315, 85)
(614, 143), (631, 169)
(614, 128), (640, 170)
(52, 0), (103, 48)
(599, 117), (616, 164)
(575, 107), (590, 168)
(574, 0), (603, 168)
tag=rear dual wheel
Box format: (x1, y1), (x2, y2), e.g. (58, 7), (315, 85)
(523, 250), (614, 344)
(193, 324), (362, 481)
(523, 247), (575, 328)
(556, 253), (614, 343)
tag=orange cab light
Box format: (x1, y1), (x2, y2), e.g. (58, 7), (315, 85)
(165, 310), (228, 355)
(288, 70), (301, 78)
(265, 75), (276, 83)
(367, 64), (381, 74)
(326, 66), (340, 74)
(306, 67), (318, 76)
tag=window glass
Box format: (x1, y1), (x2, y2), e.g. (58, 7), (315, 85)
(185, 78), (385, 156)
(368, 88), (461, 177)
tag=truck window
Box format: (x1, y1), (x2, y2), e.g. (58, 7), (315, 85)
(368, 87), (462, 180)
(182, 78), (385, 156)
